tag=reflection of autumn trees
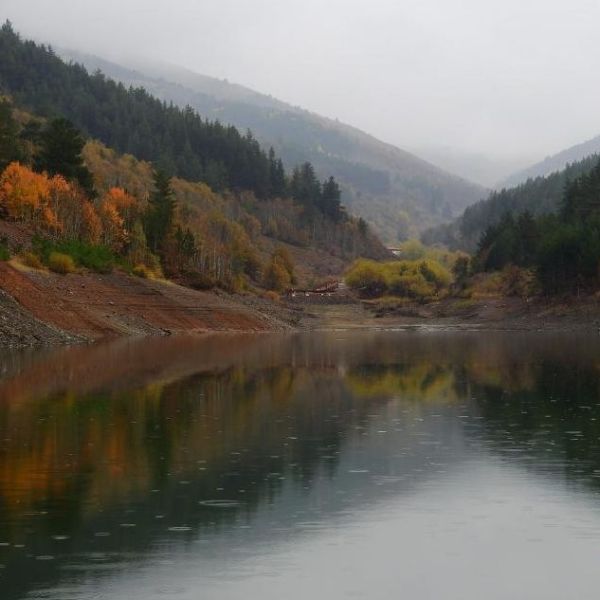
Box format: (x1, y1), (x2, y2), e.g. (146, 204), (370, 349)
(1, 332), (599, 557)
(0, 361), (374, 546)
(346, 363), (458, 404)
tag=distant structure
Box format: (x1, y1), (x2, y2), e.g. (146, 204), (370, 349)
(284, 281), (354, 305)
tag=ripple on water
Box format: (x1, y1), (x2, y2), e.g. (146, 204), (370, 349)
(198, 500), (242, 508)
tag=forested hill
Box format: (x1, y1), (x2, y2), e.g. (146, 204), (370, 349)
(58, 49), (486, 243)
(0, 22), (294, 200)
(0, 20), (390, 300)
(423, 153), (600, 250)
(501, 134), (600, 189)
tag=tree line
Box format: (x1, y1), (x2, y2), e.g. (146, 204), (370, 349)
(422, 153), (600, 251)
(0, 21), (345, 223)
(1, 93), (386, 291)
(475, 160), (600, 293)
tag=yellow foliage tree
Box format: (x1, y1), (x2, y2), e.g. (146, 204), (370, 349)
(98, 187), (136, 251)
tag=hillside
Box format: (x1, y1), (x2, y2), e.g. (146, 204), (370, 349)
(0, 23), (389, 265)
(423, 153), (600, 250)
(0, 252), (292, 346)
(501, 134), (600, 188)
(81, 139), (389, 280)
(59, 49), (486, 242)
(0, 22), (398, 345)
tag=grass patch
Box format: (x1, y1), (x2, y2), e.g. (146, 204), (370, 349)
(452, 298), (477, 311)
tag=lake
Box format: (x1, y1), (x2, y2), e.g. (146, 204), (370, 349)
(1, 331), (600, 600)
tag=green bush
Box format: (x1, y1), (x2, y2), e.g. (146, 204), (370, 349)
(33, 237), (115, 273)
(48, 252), (76, 274)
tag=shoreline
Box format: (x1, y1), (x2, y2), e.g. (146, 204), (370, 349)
(0, 262), (294, 349)
(1, 261), (598, 349)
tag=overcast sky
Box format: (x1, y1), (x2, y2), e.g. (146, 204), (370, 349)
(4, 0), (600, 165)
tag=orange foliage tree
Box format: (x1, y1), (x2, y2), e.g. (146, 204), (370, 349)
(98, 187), (137, 251)
(0, 162), (102, 243)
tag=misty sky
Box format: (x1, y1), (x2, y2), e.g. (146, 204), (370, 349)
(4, 0), (600, 166)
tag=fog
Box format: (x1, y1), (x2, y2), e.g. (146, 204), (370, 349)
(4, 0), (600, 172)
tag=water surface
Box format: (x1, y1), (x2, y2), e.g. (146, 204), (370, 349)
(1, 331), (600, 599)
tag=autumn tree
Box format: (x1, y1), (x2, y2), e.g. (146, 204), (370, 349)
(0, 162), (52, 224)
(98, 187), (136, 251)
(263, 246), (296, 291)
(0, 162), (102, 241)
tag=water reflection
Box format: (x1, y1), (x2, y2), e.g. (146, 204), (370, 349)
(0, 331), (599, 599)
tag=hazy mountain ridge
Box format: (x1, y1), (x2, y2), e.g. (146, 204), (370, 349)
(411, 145), (533, 188)
(501, 134), (600, 188)
(60, 49), (486, 243)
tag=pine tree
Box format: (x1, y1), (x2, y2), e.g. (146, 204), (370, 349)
(0, 99), (24, 172)
(321, 176), (344, 221)
(34, 118), (96, 197)
(145, 169), (176, 256)
(268, 147), (287, 197)
(290, 163), (321, 213)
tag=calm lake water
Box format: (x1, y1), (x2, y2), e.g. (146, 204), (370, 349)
(1, 331), (600, 599)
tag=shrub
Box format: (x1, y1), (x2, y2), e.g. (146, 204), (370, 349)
(501, 265), (536, 297)
(452, 253), (471, 289)
(33, 237), (115, 273)
(221, 273), (246, 293)
(188, 272), (217, 290)
(468, 272), (504, 297)
(346, 257), (453, 301)
(132, 264), (151, 278)
(263, 258), (292, 292)
(263, 290), (280, 303)
(22, 252), (43, 269)
(272, 246), (296, 283)
(345, 259), (388, 297)
(0, 236), (9, 261)
(48, 252), (76, 274)
(418, 259), (452, 290)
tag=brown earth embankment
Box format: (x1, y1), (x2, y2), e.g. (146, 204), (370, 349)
(0, 261), (292, 347)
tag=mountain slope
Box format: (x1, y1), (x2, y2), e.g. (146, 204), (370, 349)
(501, 134), (600, 188)
(60, 50), (486, 243)
(423, 153), (600, 250)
